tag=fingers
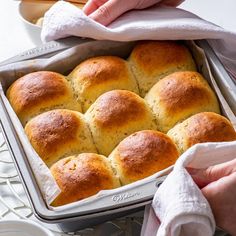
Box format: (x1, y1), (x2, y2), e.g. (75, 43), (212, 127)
(83, 0), (184, 26)
(201, 173), (236, 235)
(86, 0), (134, 26)
(82, 0), (183, 26)
(83, 0), (162, 26)
(83, 0), (108, 16)
(188, 158), (236, 188)
(188, 158), (236, 234)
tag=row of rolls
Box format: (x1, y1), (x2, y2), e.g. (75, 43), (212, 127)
(6, 41), (236, 206)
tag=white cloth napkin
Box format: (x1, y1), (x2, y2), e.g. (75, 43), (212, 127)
(41, 3), (236, 235)
(141, 141), (236, 236)
(41, 1), (236, 80)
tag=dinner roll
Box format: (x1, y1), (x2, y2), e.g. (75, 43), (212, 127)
(145, 71), (220, 133)
(128, 41), (197, 96)
(69, 56), (139, 112)
(85, 90), (157, 156)
(25, 109), (97, 167)
(167, 112), (236, 154)
(7, 71), (81, 126)
(51, 153), (120, 206)
(109, 130), (179, 185)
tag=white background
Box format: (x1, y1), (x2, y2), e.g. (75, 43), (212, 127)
(0, 0), (235, 62)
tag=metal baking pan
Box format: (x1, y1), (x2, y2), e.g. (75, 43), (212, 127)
(0, 38), (235, 232)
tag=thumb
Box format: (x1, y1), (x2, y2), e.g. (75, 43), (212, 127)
(88, 0), (135, 26)
(187, 158), (236, 188)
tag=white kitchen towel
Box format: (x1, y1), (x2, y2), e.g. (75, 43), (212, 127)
(41, 1), (236, 80)
(141, 141), (236, 236)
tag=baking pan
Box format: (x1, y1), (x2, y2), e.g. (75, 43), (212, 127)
(0, 38), (235, 231)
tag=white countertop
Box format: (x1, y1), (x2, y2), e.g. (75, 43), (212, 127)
(0, 0), (236, 63)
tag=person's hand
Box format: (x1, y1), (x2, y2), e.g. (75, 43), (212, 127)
(188, 158), (236, 236)
(83, 0), (184, 26)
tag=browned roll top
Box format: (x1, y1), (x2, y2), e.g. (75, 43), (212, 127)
(109, 130), (179, 184)
(73, 56), (132, 85)
(158, 72), (213, 113)
(25, 109), (97, 166)
(51, 153), (120, 206)
(131, 41), (193, 72)
(186, 112), (236, 146)
(85, 90), (157, 155)
(26, 109), (80, 152)
(167, 112), (236, 154)
(128, 41), (196, 96)
(92, 90), (148, 128)
(7, 71), (81, 125)
(69, 56), (139, 111)
(145, 71), (220, 132)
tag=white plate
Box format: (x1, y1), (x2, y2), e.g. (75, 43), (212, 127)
(0, 220), (54, 236)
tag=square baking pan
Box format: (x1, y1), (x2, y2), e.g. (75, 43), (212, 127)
(0, 38), (235, 232)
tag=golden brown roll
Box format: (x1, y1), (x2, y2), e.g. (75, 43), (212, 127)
(85, 90), (157, 156)
(7, 71), (81, 126)
(109, 130), (179, 185)
(69, 56), (139, 112)
(25, 109), (97, 167)
(145, 71), (220, 133)
(128, 41), (197, 96)
(51, 153), (120, 206)
(167, 112), (236, 154)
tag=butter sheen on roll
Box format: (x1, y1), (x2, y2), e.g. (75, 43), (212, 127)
(6, 71), (81, 126)
(145, 71), (220, 133)
(167, 112), (236, 154)
(128, 41), (197, 96)
(51, 153), (120, 206)
(85, 90), (157, 156)
(25, 109), (97, 167)
(69, 56), (139, 112)
(109, 130), (179, 185)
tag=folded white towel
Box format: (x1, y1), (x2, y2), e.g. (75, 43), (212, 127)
(41, 1), (236, 80)
(141, 141), (236, 236)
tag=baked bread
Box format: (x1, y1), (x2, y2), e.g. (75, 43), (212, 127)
(128, 41), (197, 96)
(25, 109), (97, 167)
(51, 153), (120, 206)
(7, 71), (81, 126)
(109, 130), (179, 185)
(69, 56), (139, 112)
(145, 71), (220, 133)
(85, 90), (157, 156)
(167, 112), (236, 154)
